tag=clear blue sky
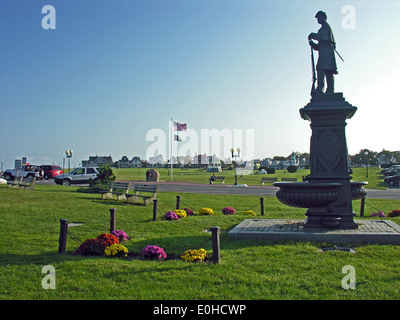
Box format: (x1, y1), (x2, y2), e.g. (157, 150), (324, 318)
(1, 0), (399, 169)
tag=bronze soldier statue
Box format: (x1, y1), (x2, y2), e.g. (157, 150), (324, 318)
(308, 11), (338, 94)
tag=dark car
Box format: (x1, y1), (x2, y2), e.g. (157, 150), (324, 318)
(385, 173), (400, 187)
(40, 165), (63, 180)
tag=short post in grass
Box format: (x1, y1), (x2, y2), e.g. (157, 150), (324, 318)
(260, 197), (265, 216)
(176, 195), (181, 209)
(109, 208), (116, 233)
(58, 219), (69, 254)
(153, 199), (158, 221)
(360, 197), (365, 217)
(210, 226), (220, 264)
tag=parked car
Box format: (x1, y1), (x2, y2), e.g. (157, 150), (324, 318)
(384, 167), (400, 177)
(385, 173), (400, 187)
(40, 165), (63, 180)
(3, 164), (43, 181)
(382, 165), (400, 174)
(54, 167), (99, 186)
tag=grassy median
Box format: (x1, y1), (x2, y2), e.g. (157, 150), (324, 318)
(1, 183), (400, 300)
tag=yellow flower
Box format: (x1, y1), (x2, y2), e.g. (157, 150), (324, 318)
(181, 248), (207, 262)
(242, 210), (256, 216)
(198, 208), (214, 215)
(174, 209), (187, 218)
(104, 244), (128, 257)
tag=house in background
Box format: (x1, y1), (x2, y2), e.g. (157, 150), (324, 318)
(82, 155), (113, 167)
(116, 156), (142, 168)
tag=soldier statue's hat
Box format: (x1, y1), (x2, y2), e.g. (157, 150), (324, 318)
(315, 11), (327, 20)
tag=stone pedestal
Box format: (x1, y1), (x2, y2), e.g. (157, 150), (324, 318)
(299, 93), (358, 229)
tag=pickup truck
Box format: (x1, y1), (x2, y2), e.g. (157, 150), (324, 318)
(3, 165), (44, 181)
(54, 167), (99, 186)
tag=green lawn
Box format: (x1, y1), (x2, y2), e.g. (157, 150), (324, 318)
(1, 183), (400, 300)
(113, 167), (387, 189)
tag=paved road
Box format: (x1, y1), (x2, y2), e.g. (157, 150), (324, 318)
(140, 181), (400, 200)
(38, 179), (400, 199)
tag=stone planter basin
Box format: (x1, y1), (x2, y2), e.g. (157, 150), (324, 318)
(350, 181), (368, 200)
(273, 182), (342, 208)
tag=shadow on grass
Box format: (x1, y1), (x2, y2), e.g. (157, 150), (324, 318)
(0, 230), (280, 267)
(0, 230), (385, 269)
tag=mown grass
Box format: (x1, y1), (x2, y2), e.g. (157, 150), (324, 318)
(1, 184), (400, 300)
(114, 167), (387, 189)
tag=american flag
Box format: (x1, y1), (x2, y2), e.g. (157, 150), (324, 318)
(173, 121), (187, 131)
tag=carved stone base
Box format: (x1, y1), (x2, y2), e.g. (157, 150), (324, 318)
(274, 93), (364, 230)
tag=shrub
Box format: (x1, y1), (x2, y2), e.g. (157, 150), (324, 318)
(96, 233), (120, 250)
(97, 165), (116, 184)
(388, 210), (400, 217)
(222, 207), (236, 215)
(76, 238), (104, 256)
(198, 208), (214, 215)
(287, 166), (298, 173)
(266, 167), (275, 174)
(141, 245), (167, 260)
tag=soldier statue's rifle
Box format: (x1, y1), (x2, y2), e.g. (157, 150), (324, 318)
(310, 45), (317, 95)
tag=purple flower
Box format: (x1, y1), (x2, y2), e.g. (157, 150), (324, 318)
(370, 211), (385, 218)
(111, 229), (130, 241)
(141, 245), (167, 260)
(164, 211), (179, 220)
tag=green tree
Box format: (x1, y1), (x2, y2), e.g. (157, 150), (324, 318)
(96, 165), (116, 184)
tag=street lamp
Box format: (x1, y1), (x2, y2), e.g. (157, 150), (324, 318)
(65, 150), (73, 173)
(230, 148), (241, 185)
(365, 151), (369, 178)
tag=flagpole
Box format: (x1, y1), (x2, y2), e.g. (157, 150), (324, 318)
(170, 118), (173, 181)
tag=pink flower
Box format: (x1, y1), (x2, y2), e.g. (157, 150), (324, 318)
(370, 211), (385, 218)
(141, 245), (167, 260)
(111, 229), (130, 241)
(222, 207), (236, 215)
(164, 211), (179, 220)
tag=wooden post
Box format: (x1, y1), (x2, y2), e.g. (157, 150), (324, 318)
(153, 199), (158, 221)
(360, 197), (365, 217)
(58, 219), (69, 254)
(109, 208), (116, 232)
(260, 197), (265, 216)
(210, 226), (220, 264)
(176, 195), (181, 209)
